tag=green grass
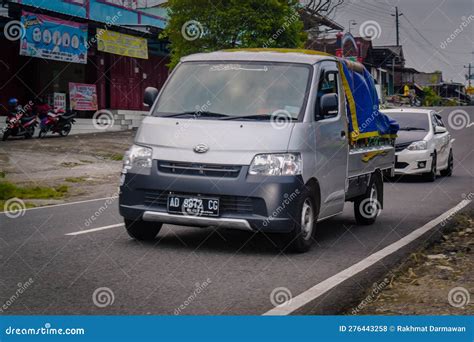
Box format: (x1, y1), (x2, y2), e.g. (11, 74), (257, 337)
(0, 171), (5, 178)
(0, 181), (68, 201)
(100, 153), (123, 161)
(65, 177), (87, 183)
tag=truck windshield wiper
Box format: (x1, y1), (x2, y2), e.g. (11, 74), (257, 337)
(222, 114), (297, 121)
(161, 111), (230, 118)
(399, 127), (426, 131)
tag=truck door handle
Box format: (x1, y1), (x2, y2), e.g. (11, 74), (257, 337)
(340, 131), (346, 138)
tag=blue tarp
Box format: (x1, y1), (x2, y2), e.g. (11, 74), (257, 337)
(339, 60), (399, 141)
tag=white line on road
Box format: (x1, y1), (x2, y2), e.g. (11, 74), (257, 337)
(263, 199), (472, 316)
(0, 196), (117, 215)
(65, 223), (124, 236)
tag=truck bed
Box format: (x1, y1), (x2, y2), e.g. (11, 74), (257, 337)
(348, 144), (395, 178)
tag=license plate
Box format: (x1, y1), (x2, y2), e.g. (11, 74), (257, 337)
(167, 195), (219, 217)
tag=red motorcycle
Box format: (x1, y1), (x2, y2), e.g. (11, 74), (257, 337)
(2, 112), (38, 141)
(38, 110), (76, 138)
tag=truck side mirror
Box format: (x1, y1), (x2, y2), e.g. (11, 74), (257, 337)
(144, 87), (159, 107)
(318, 93), (338, 119)
(435, 126), (447, 134)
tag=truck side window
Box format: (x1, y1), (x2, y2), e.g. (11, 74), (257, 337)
(315, 69), (339, 120)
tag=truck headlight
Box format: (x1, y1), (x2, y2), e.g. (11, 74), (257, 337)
(407, 141), (428, 151)
(249, 153), (302, 176)
(123, 145), (153, 172)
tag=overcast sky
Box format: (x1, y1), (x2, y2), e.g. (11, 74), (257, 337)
(331, 0), (474, 84)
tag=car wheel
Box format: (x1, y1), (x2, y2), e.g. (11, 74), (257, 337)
(424, 153), (437, 182)
(440, 150), (453, 177)
(354, 173), (382, 225)
(287, 189), (319, 253)
(125, 219), (162, 241)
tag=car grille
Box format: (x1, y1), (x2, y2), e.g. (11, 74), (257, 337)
(158, 161), (241, 178)
(144, 190), (263, 215)
(395, 142), (412, 152)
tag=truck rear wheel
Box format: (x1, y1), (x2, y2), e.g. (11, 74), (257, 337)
(354, 173), (382, 225)
(125, 219), (162, 241)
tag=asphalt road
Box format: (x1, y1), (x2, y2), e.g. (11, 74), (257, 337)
(1, 106), (473, 315)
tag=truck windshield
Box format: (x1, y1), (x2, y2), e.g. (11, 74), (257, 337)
(153, 62), (311, 120)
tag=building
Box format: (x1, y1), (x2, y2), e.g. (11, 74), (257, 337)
(0, 0), (169, 122)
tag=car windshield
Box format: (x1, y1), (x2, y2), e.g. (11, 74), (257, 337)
(386, 112), (430, 131)
(153, 62), (311, 120)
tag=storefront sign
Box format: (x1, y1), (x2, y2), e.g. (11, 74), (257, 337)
(20, 11), (88, 64)
(97, 29), (148, 59)
(53, 93), (67, 111)
(69, 83), (98, 111)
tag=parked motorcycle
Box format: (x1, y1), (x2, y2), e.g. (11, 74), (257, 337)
(2, 112), (38, 141)
(38, 110), (76, 138)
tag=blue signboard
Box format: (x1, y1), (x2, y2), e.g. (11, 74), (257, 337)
(19, 11), (88, 64)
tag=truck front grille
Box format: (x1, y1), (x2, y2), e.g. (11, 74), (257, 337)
(158, 161), (241, 178)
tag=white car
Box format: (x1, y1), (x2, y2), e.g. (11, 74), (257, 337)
(382, 108), (454, 181)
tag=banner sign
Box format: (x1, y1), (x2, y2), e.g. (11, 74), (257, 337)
(53, 93), (66, 111)
(69, 83), (98, 111)
(97, 29), (148, 59)
(20, 11), (88, 64)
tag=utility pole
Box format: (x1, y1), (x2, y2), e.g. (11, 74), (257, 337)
(391, 6), (403, 46)
(465, 63), (473, 88)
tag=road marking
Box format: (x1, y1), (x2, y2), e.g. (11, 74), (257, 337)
(0, 196), (117, 215)
(65, 223), (123, 236)
(263, 199), (472, 316)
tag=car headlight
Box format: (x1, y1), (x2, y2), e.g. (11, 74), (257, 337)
(122, 145), (153, 172)
(407, 141), (428, 151)
(249, 153), (302, 176)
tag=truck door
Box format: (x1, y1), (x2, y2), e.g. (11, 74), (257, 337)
(313, 61), (348, 219)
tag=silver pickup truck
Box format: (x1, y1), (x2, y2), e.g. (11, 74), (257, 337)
(119, 49), (396, 252)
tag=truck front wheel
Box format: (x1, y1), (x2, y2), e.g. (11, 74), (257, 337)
(287, 189), (319, 253)
(354, 173), (382, 225)
(125, 219), (162, 241)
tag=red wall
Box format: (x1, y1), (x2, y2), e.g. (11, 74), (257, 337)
(108, 54), (169, 111)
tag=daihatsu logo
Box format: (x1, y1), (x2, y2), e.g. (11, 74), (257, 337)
(193, 144), (209, 153)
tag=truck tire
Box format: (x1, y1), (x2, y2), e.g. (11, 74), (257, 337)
(354, 173), (382, 225)
(440, 150), (453, 177)
(287, 188), (319, 253)
(125, 219), (162, 241)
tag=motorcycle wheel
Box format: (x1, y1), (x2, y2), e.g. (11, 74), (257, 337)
(38, 129), (47, 139)
(2, 130), (10, 141)
(25, 126), (35, 139)
(60, 123), (72, 137)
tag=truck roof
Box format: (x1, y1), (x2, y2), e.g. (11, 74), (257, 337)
(181, 48), (336, 65)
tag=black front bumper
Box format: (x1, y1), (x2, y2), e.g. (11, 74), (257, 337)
(119, 161), (305, 233)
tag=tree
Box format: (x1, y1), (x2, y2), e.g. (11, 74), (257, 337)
(303, 0), (344, 18)
(163, 0), (307, 68)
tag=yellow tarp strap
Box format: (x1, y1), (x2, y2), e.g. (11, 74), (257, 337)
(338, 62), (360, 142)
